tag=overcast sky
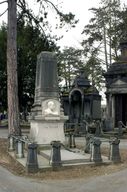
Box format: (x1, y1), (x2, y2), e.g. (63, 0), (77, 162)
(53, 0), (126, 48)
(52, 0), (102, 48)
(0, 0), (126, 48)
(55, 0), (104, 48)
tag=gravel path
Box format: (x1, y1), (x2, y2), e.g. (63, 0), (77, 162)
(0, 165), (127, 192)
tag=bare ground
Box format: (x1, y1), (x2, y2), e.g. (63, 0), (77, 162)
(0, 138), (127, 180)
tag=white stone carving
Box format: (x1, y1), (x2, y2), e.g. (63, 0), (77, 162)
(42, 99), (60, 116)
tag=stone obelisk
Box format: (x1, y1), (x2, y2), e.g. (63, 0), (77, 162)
(29, 51), (68, 144)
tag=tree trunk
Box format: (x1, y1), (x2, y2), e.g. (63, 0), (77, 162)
(7, 0), (21, 135)
(109, 29), (112, 66)
(103, 24), (109, 70)
(109, 0), (112, 66)
(68, 63), (71, 88)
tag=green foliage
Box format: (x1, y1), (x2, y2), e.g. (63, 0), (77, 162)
(114, 7), (127, 45)
(0, 22), (58, 110)
(57, 46), (104, 91)
(17, 0), (78, 35)
(57, 47), (84, 89)
(0, 24), (7, 109)
(0, 0), (78, 112)
(80, 0), (127, 90)
(81, 0), (123, 69)
(84, 54), (105, 90)
(17, 20), (59, 111)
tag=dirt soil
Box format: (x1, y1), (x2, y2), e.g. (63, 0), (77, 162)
(0, 138), (127, 180)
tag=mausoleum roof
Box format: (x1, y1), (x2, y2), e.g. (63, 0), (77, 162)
(72, 71), (90, 88)
(105, 41), (127, 77)
(105, 62), (127, 76)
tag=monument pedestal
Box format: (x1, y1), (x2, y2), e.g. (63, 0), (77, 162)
(30, 116), (66, 144)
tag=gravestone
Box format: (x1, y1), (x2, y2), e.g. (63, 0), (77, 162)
(29, 52), (68, 144)
(90, 138), (102, 163)
(50, 141), (62, 167)
(109, 137), (121, 163)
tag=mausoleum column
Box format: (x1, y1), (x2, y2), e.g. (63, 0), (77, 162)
(81, 94), (84, 121)
(112, 95), (115, 128)
(69, 95), (72, 122)
(107, 93), (112, 118)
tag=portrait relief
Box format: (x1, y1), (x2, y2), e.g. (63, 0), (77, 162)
(42, 99), (60, 116)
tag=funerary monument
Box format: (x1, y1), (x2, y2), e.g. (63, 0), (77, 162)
(29, 51), (68, 144)
(104, 41), (127, 128)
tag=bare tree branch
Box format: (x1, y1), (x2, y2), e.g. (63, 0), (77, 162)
(18, 0), (27, 10)
(0, 1), (7, 5)
(40, 0), (78, 24)
(0, 8), (8, 17)
(17, 4), (46, 35)
(43, 0), (61, 15)
(17, 3), (23, 10)
(17, 1), (47, 35)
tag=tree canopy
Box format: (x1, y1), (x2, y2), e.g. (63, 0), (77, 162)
(0, 0), (78, 135)
(81, 0), (127, 69)
(79, 0), (127, 91)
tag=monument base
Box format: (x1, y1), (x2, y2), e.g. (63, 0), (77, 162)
(29, 118), (65, 144)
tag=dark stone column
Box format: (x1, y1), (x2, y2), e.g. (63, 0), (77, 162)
(50, 141), (62, 168)
(26, 143), (38, 173)
(69, 96), (72, 123)
(109, 138), (121, 163)
(72, 134), (76, 148)
(95, 121), (101, 137)
(81, 95), (84, 123)
(90, 138), (102, 163)
(118, 121), (123, 137)
(68, 133), (76, 148)
(109, 94), (112, 117)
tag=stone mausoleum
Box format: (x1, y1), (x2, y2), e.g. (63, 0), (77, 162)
(61, 70), (101, 133)
(104, 41), (127, 128)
